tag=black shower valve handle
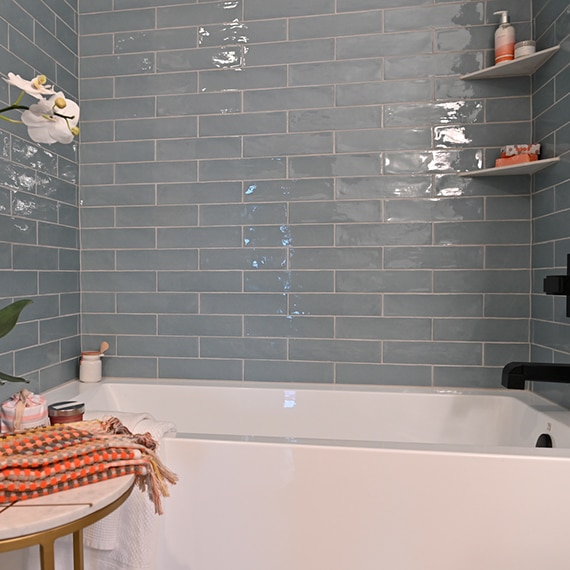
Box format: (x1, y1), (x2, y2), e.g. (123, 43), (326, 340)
(542, 253), (570, 318)
(543, 275), (570, 295)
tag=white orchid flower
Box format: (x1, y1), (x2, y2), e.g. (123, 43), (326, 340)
(4, 72), (56, 99)
(21, 93), (80, 144)
(1, 72), (80, 144)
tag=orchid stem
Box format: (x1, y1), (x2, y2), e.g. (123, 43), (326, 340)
(13, 90), (26, 106)
(0, 115), (23, 124)
(0, 105), (29, 114)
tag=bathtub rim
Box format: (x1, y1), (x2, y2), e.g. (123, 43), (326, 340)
(40, 377), (570, 459)
(47, 375), (567, 411)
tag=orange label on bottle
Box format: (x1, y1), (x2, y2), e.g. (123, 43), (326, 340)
(495, 43), (515, 63)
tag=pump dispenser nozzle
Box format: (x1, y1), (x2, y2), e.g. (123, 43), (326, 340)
(494, 10), (510, 24)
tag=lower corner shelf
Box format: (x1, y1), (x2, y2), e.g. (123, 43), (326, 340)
(458, 157), (560, 177)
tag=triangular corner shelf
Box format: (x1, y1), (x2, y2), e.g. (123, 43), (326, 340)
(460, 46), (560, 80)
(458, 157), (560, 177)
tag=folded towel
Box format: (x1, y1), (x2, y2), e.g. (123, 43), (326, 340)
(83, 411), (177, 570)
(0, 424), (152, 504)
(83, 410), (176, 443)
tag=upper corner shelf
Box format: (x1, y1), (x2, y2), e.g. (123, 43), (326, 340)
(458, 157), (560, 177)
(460, 45), (560, 80)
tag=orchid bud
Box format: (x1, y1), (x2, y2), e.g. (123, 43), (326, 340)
(54, 97), (67, 109)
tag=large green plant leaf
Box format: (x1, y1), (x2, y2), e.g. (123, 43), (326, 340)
(0, 299), (32, 339)
(0, 371), (28, 383)
(0, 300), (32, 383)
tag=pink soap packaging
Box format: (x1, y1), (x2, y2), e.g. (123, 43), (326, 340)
(0, 389), (48, 432)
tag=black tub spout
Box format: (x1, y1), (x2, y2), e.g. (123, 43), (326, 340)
(502, 361), (570, 389)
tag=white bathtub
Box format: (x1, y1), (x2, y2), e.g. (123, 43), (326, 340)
(11, 378), (570, 569)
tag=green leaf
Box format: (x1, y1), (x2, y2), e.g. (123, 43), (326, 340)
(0, 371), (29, 383)
(0, 299), (33, 339)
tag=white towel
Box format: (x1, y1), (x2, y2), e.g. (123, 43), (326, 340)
(83, 411), (176, 570)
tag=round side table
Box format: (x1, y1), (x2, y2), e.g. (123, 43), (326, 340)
(0, 475), (135, 570)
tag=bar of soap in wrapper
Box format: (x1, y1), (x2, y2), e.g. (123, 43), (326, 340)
(495, 154), (539, 167)
(0, 389), (48, 432)
(496, 144), (540, 168)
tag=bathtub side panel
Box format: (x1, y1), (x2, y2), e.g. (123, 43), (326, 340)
(158, 438), (570, 570)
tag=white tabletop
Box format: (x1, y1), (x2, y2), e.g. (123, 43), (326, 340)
(0, 475), (135, 540)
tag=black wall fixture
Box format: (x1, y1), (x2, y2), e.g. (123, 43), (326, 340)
(543, 254), (570, 318)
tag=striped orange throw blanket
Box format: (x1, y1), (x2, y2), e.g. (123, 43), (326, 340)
(0, 417), (178, 514)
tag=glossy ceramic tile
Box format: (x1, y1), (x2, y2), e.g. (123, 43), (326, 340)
(244, 271), (334, 293)
(245, 360), (333, 383)
(384, 341), (482, 365)
(289, 11), (383, 40)
(201, 338), (287, 360)
(244, 0), (334, 19)
(336, 270), (432, 293)
(289, 339), (381, 362)
(158, 271), (242, 292)
(384, 294), (483, 317)
(115, 73), (198, 97)
(336, 317), (431, 340)
(384, 2), (484, 32)
(200, 66), (287, 93)
(290, 59), (383, 86)
(243, 224), (333, 247)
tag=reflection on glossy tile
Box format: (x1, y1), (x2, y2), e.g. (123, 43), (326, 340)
(290, 293), (381, 316)
(0, 162), (36, 192)
(243, 224), (333, 247)
(384, 100), (483, 127)
(434, 126), (471, 146)
(199, 21), (249, 46)
(384, 149), (483, 174)
(245, 270), (334, 292)
(436, 25), (493, 52)
(244, 179), (334, 201)
(201, 248), (287, 270)
(12, 194), (58, 222)
(11, 141), (57, 175)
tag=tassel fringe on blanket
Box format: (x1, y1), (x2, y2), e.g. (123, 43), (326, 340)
(0, 418), (178, 514)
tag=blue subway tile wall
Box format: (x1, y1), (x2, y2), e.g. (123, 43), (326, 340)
(0, 0), (79, 400)
(530, 0), (570, 406)
(76, 0), (561, 389)
(2, 0), (567, 395)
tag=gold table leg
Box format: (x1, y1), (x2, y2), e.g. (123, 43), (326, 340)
(73, 528), (84, 570)
(39, 538), (55, 570)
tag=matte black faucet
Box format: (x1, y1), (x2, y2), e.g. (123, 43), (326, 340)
(502, 361), (570, 389)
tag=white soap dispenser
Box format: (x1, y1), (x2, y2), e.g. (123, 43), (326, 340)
(493, 10), (515, 65)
